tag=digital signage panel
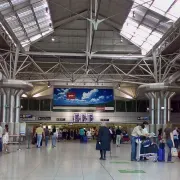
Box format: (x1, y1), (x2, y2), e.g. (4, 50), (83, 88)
(53, 88), (114, 110)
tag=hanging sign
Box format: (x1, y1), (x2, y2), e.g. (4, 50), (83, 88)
(38, 117), (51, 121)
(56, 118), (66, 121)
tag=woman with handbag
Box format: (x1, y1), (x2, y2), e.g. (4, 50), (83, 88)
(96, 123), (111, 160)
(164, 123), (175, 163)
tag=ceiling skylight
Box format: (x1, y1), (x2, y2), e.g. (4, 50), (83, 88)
(121, 0), (180, 54)
(0, 0), (53, 47)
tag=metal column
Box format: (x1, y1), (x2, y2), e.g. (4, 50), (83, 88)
(15, 90), (23, 135)
(168, 92), (175, 122)
(157, 92), (160, 125)
(1, 88), (6, 128)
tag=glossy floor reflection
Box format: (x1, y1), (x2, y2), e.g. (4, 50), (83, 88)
(0, 141), (179, 180)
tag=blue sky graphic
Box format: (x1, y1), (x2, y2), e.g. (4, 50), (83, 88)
(53, 88), (114, 106)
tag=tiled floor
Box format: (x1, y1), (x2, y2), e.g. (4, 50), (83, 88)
(0, 141), (179, 180)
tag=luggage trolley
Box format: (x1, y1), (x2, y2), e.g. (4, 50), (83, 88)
(136, 136), (158, 162)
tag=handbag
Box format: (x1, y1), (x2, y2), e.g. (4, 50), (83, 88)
(171, 148), (178, 157)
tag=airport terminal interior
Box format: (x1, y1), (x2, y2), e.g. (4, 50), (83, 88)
(1, 0), (180, 179)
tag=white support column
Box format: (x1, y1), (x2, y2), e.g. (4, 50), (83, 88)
(9, 89), (18, 135)
(1, 88), (6, 128)
(168, 92), (175, 122)
(157, 93), (160, 125)
(15, 90), (23, 135)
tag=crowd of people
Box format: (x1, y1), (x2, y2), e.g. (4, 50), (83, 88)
(1, 122), (179, 163)
(131, 122), (180, 162)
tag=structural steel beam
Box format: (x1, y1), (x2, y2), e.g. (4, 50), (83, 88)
(25, 51), (145, 59)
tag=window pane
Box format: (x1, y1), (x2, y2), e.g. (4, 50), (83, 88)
(137, 100), (149, 112)
(171, 101), (179, 112)
(116, 100), (126, 112)
(21, 98), (28, 110)
(40, 99), (51, 111)
(126, 100), (136, 112)
(29, 99), (39, 111)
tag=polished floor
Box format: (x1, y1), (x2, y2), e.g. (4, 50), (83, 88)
(0, 141), (179, 180)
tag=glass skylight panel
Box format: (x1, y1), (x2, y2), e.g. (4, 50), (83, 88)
(138, 25), (151, 33)
(147, 34), (160, 44)
(30, 34), (41, 42)
(121, 31), (132, 39)
(0, 0), (53, 47)
(135, 0), (180, 21)
(0, 1), (10, 11)
(131, 36), (144, 46)
(121, 0), (180, 54)
(152, 0), (173, 12)
(152, 31), (163, 38)
(135, 28), (149, 38)
(142, 42), (153, 51)
(18, 9), (32, 18)
(11, 0), (27, 6)
(168, 0), (180, 18)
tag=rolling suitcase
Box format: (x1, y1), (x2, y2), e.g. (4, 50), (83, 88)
(83, 136), (88, 143)
(158, 148), (165, 162)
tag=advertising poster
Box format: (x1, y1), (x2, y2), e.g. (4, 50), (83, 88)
(53, 88), (114, 111)
(20, 123), (26, 135)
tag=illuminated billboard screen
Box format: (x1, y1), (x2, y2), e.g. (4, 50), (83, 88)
(53, 88), (114, 111)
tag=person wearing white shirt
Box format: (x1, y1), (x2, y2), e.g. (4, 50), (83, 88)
(142, 121), (149, 136)
(173, 127), (179, 149)
(87, 130), (91, 139)
(131, 124), (145, 161)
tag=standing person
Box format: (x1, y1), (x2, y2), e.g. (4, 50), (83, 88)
(0, 125), (3, 152)
(112, 128), (116, 144)
(96, 123), (111, 160)
(79, 128), (85, 143)
(164, 123), (175, 163)
(116, 127), (122, 147)
(35, 124), (44, 148)
(158, 128), (163, 141)
(52, 126), (57, 148)
(142, 121), (149, 135)
(91, 129), (95, 140)
(3, 124), (9, 153)
(173, 127), (179, 149)
(131, 124), (145, 161)
(87, 129), (92, 139)
(44, 126), (49, 147)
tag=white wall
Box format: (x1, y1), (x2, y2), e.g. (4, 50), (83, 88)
(21, 111), (149, 123)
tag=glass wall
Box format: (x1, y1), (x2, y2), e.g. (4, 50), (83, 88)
(21, 98), (149, 112)
(116, 100), (149, 112)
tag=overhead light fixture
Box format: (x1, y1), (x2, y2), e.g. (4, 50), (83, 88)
(48, 81), (51, 88)
(21, 94), (27, 98)
(118, 84), (121, 88)
(51, 37), (55, 41)
(120, 36), (123, 43)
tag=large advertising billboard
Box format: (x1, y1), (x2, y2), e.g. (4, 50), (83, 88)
(53, 88), (114, 111)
